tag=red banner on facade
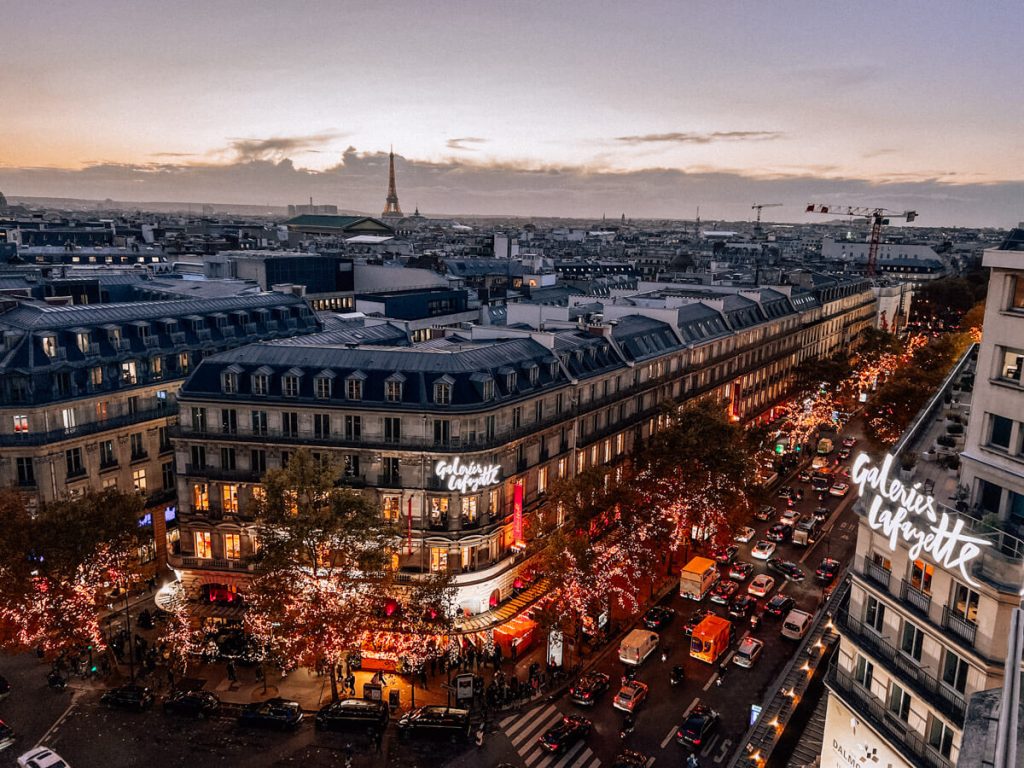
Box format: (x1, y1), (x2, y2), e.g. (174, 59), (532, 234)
(407, 497), (413, 555)
(513, 481), (524, 545)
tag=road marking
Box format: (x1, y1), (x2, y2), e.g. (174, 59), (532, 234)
(551, 741), (586, 768)
(568, 746), (594, 768)
(500, 712), (519, 728)
(35, 694), (77, 749)
(535, 751), (558, 768)
(713, 739), (733, 763)
(525, 748), (547, 767)
(645, 759), (655, 768)
(739, 630), (750, 642)
(703, 674), (717, 691)
(507, 703), (556, 740)
(514, 709), (565, 750)
(660, 724), (678, 749)
(721, 651), (735, 666)
(700, 733), (720, 757)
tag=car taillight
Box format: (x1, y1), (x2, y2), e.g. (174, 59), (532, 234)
(693, 738), (702, 746)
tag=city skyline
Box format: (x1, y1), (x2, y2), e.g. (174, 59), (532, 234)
(1, 1), (1021, 225)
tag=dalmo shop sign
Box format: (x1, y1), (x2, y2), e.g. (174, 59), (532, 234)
(434, 458), (501, 494)
(852, 453), (989, 586)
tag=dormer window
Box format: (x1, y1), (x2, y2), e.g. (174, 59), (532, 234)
(346, 373), (365, 401)
(549, 361), (559, 379)
(76, 331), (91, 354)
(282, 374), (300, 397)
(434, 376), (454, 405)
(528, 367), (539, 386)
(222, 372), (238, 394)
(41, 335), (58, 358)
(506, 372), (517, 392)
(385, 373), (405, 403)
(482, 380), (494, 400)
(314, 372), (334, 400)
(252, 374), (268, 395)
(108, 327), (121, 344)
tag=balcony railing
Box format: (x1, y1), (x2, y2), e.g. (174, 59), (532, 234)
(0, 404), (177, 447)
(941, 606), (978, 648)
(172, 555), (254, 572)
(835, 608), (967, 722)
(861, 556), (892, 590)
(900, 579), (933, 617)
(184, 464), (261, 483)
(827, 661), (954, 768)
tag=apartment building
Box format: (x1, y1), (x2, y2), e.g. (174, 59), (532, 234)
(170, 278), (876, 621)
(0, 292), (320, 566)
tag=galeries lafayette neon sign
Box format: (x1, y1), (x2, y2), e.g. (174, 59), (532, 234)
(434, 458), (501, 494)
(851, 453), (989, 586)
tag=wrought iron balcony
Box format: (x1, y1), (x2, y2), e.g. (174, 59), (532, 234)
(941, 606), (978, 648)
(861, 556), (892, 590)
(899, 579), (933, 618)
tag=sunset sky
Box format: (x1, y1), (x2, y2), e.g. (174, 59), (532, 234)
(1, 1), (1021, 225)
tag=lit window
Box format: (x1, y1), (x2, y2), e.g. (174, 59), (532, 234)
(12, 415), (28, 433)
(132, 468), (147, 494)
(222, 484), (238, 514)
(224, 533), (241, 560)
(910, 559), (933, 594)
(382, 495), (402, 521)
(192, 483), (209, 511)
(538, 466), (548, 495)
(194, 531), (212, 559)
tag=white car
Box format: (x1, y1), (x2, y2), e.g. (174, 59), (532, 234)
(18, 748), (69, 768)
(733, 526), (756, 543)
(733, 637), (764, 668)
(747, 574), (776, 598)
(829, 482), (850, 497)
(751, 540), (776, 560)
(779, 509), (800, 526)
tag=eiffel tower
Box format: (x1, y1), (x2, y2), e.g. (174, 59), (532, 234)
(381, 147), (403, 218)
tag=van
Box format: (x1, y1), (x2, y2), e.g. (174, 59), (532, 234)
(315, 698), (389, 734)
(781, 609), (813, 640)
(792, 516), (823, 547)
(618, 629), (660, 666)
(689, 615), (732, 664)
(396, 706), (471, 742)
(816, 438), (834, 455)
(679, 556), (720, 601)
(810, 472), (831, 492)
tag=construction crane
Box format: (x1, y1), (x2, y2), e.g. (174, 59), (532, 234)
(805, 204), (918, 277)
(751, 202), (782, 225)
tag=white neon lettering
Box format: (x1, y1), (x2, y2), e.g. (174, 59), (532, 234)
(855, 452), (990, 586)
(434, 457), (501, 494)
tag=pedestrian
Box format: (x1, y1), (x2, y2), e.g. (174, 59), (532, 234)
(419, 668), (428, 690)
(661, 650), (667, 663)
(475, 725), (485, 749)
(226, 660), (237, 683)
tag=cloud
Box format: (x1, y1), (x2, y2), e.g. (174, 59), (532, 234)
(615, 131), (784, 145)
(225, 132), (346, 162)
(446, 137), (488, 151)
(0, 148), (1020, 227)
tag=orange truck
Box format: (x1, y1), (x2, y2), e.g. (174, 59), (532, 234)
(689, 614), (733, 664)
(679, 556), (720, 601)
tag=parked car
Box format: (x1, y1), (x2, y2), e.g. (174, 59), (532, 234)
(766, 524), (793, 543)
(163, 690), (220, 719)
(567, 672), (610, 706)
(238, 698), (303, 730)
(676, 705), (720, 748)
(751, 540), (776, 560)
(842, 437), (857, 448)
(747, 574), (776, 598)
(815, 558), (841, 583)
(709, 580), (739, 604)
(733, 637), (764, 668)
(779, 509), (800, 526)
(733, 527), (755, 544)
(683, 609), (715, 636)
(754, 505), (775, 521)
(315, 698), (389, 733)
(829, 482), (849, 497)
(0, 721), (15, 751)
(539, 715), (592, 754)
(612, 681), (649, 713)
(711, 545), (739, 565)
(767, 559), (806, 583)
(396, 706), (470, 742)
(101, 685), (154, 711)
(642, 606), (675, 631)
(17, 748), (68, 768)
(728, 594), (757, 619)
(728, 561), (754, 582)
(764, 594), (796, 618)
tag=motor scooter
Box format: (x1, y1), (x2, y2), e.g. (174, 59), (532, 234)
(670, 665), (685, 686)
(47, 670), (67, 690)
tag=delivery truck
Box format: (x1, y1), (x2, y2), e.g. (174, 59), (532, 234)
(689, 614), (733, 664)
(679, 556), (720, 601)
(618, 628), (660, 666)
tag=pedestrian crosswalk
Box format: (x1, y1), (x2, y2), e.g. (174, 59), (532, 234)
(499, 704), (604, 768)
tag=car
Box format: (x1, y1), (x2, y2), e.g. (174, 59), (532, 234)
(816, 558), (841, 583)
(238, 698), (303, 730)
(314, 698), (389, 733)
(163, 690), (221, 718)
(764, 594), (796, 617)
(0, 721), (14, 752)
(779, 508), (801, 526)
(751, 540), (776, 560)
(16, 748), (67, 768)
(642, 606), (675, 631)
(397, 706), (471, 742)
(709, 580), (739, 604)
(733, 526), (756, 544)
(539, 715), (592, 753)
(838, 447), (852, 460)
(754, 505), (774, 521)
(797, 470), (811, 483)
(810, 473), (831, 491)
(747, 574), (776, 597)
(829, 482), (849, 497)
(676, 704), (720, 748)
(728, 561), (754, 581)
(100, 684), (154, 711)
(766, 524), (792, 543)
(839, 466), (852, 478)
(567, 671), (611, 706)
(842, 436), (857, 448)
(612, 681), (649, 713)
(683, 609), (715, 636)
(711, 545), (739, 565)
(813, 506), (831, 521)
(733, 637), (765, 668)
(611, 751), (650, 768)
(728, 594), (757, 618)
(767, 558), (806, 583)
(811, 455), (828, 469)
(777, 486), (793, 500)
